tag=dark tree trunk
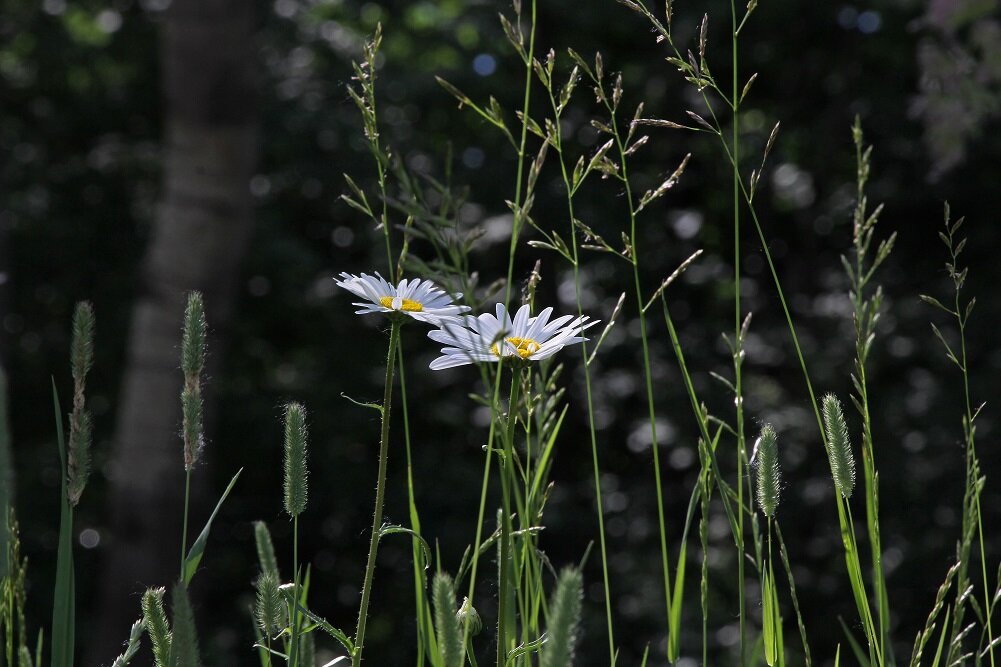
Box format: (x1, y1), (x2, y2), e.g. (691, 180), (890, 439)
(88, 0), (258, 659)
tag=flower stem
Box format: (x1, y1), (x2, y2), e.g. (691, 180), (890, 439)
(354, 320), (401, 667)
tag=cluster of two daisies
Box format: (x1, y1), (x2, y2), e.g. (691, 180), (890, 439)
(335, 272), (599, 369)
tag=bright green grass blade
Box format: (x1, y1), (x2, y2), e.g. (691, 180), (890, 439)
(182, 468), (242, 585)
(668, 538), (687, 662)
(834, 645), (841, 667)
(762, 567), (778, 666)
(50, 380), (75, 667)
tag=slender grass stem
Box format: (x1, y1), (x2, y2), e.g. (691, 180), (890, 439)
(545, 81), (617, 665)
(496, 367), (521, 667)
(502, 0), (537, 309)
(728, 1), (750, 660)
(462, 363), (504, 656)
(290, 515), (301, 667)
(396, 344), (431, 667)
(180, 469), (192, 582)
(354, 320), (401, 667)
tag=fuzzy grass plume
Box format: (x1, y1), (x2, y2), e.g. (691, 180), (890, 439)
(168, 582), (201, 667)
(542, 567), (584, 667)
(142, 587), (171, 667)
(283, 402), (309, 518)
(181, 292), (207, 470)
(254, 571), (285, 638)
(432, 572), (463, 667)
(67, 301), (95, 506)
(822, 394), (856, 499)
(755, 423), (781, 518)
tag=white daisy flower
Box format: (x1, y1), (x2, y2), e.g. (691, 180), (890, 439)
(335, 272), (471, 325)
(427, 303), (599, 370)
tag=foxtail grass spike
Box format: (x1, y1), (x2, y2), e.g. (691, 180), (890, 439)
(168, 581), (201, 667)
(110, 619), (145, 667)
(142, 587), (172, 667)
(283, 402), (309, 517)
(432, 572), (463, 667)
(67, 301), (95, 506)
(255, 571), (285, 638)
(181, 292), (206, 470)
(253, 521), (280, 580)
(755, 423), (781, 517)
(822, 394), (856, 498)
(541, 567), (584, 667)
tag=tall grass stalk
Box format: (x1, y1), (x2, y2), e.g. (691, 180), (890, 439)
(539, 52), (617, 665)
(283, 403), (308, 667)
(180, 292), (207, 584)
(844, 120), (895, 660)
(353, 320), (401, 667)
(921, 204), (993, 665)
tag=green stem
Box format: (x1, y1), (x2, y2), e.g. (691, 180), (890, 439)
(353, 320), (401, 667)
(180, 468), (191, 581)
(496, 366), (521, 667)
(396, 344), (430, 667)
(547, 84), (617, 664)
(729, 4), (749, 663)
(502, 0), (538, 308)
(290, 515), (301, 667)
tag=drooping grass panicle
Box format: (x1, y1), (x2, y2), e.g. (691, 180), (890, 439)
(541, 567), (584, 667)
(254, 570), (286, 638)
(754, 423), (781, 518)
(822, 394), (856, 499)
(141, 587), (172, 667)
(168, 581), (201, 667)
(67, 301), (95, 506)
(110, 619), (145, 667)
(253, 520), (280, 580)
(432, 572), (463, 667)
(283, 402), (309, 518)
(181, 291), (207, 470)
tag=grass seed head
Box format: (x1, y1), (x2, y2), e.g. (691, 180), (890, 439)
(822, 393), (856, 498)
(283, 402), (309, 517)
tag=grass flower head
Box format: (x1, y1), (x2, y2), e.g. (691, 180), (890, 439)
(335, 272), (470, 324)
(428, 303), (598, 370)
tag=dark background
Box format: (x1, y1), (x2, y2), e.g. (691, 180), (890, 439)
(2, 0), (1001, 664)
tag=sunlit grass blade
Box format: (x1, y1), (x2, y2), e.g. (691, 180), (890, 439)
(182, 469), (242, 585)
(50, 380), (75, 667)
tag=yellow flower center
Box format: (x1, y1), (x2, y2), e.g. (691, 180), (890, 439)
(491, 336), (541, 359)
(379, 296), (423, 312)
